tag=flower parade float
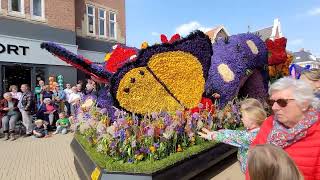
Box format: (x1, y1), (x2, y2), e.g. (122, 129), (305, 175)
(41, 30), (273, 179)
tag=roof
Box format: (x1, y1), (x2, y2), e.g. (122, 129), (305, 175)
(292, 50), (315, 63)
(253, 18), (283, 41)
(205, 25), (230, 42)
(254, 26), (273, 41)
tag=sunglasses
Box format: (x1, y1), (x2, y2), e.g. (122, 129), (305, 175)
(267, 99), (295, 108)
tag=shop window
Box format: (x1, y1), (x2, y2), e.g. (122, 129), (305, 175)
(31, 0), (45, 19)
(8, 0), (25, 14)
(109, 11), (117, 39)
(86, 4), (95, 35)
(98, 8), (106, 37)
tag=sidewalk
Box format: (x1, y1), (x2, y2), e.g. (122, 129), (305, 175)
(0, 133), (79, 180)
(211, 162), (245, 180)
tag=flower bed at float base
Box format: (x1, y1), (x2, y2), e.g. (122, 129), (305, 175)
(75, 133), (217, 173)
(74, 99), (242, 174)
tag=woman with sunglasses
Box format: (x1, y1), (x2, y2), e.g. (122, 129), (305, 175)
(246, 77), (320, 180)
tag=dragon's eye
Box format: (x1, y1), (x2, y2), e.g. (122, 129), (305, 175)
(130, 78), (136, 83)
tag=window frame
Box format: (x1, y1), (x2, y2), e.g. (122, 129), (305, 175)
(109, 11), (117, 40)
(8, 0), (25, 16)
(86, 4), (96, 36)
(30, 0), (45, 20)
(98, 8), (107, 38)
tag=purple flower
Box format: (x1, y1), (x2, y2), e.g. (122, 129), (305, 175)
(146, 127), (154, 137)
(164, 115), (171, 126)
(110, 142), (116, 149)
(176, 110), (182, 116)
(128, 158), (133, 163)
(153, 143), (160, 148)
(151, 112), (158, 119)
(192, 112), (200, 119)
(114, 110), (121, 117)
(100, 108), (108, 114)
(119, 129), (126, 142)
(139, 147), (149, 154)
(176, 126), (184, 134)
(135, 150), (140, 155)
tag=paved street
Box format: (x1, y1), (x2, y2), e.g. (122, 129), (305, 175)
(0, 133), (79, 180)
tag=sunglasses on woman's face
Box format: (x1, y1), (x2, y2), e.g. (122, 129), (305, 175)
(267, 98), (295, 108)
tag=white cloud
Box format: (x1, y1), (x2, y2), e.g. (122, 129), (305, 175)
(175, 21), (211, 36)
(307, 7), (320, 16)
(288, 39), (304, 46)
(151, 32), (160, 36)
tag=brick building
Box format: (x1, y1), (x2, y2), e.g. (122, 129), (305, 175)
(0, 0), (125, 93)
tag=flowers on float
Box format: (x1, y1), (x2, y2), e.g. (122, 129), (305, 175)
(78, 97), (247, 163)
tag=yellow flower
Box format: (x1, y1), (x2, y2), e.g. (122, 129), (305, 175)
(149, 146), (156, 153)
(135, 154), (144, 161)
(177, 145), (183, 152)
(116, 51), (204, 114)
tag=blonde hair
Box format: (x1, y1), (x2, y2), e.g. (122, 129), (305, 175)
(248, 144), (303, 180)
(239, 98), (266, 126)
(34, 119), (44, 126)
(301, 68), (320, 81)
(239, 98), (264, 109)
(9, 85), (18, 92)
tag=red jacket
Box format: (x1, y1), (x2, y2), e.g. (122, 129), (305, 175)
(246, 114), (320, 180)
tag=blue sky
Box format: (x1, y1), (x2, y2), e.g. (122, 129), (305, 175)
(126, 0), (320, 56)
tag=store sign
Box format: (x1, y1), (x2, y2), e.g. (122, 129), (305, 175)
(0, 43), (30, 56)
(0, 35), (77, 65)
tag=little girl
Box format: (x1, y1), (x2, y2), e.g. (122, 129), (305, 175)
(198, 98), (267, 173)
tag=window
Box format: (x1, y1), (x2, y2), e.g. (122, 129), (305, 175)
(31, 0), (45, 19)
(86, 4), (95, 35)
(109, 12), (117, 39)
(8, 0), (24, 14)
(98, 9), (106, 37)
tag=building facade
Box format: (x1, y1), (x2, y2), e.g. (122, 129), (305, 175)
(292, 49), (320, 69)
(0, 0), (125, 94)
(205, 25), (229, 43)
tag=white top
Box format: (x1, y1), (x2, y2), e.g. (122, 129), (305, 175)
(64, 88), (73, 102)
(68, 93), (81, 105)
(11, 92), (22, 101)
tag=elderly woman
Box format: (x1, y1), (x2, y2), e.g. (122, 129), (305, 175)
(0, 92), (20, 140)
(36, 98), (57, 130)
(247, 77), (320, 180)
(300, 68), (320, 98)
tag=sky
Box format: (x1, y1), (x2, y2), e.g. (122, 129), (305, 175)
(126, 0), (320, 56)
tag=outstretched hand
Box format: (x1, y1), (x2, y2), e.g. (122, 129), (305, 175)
(198, 128), (217, 140)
